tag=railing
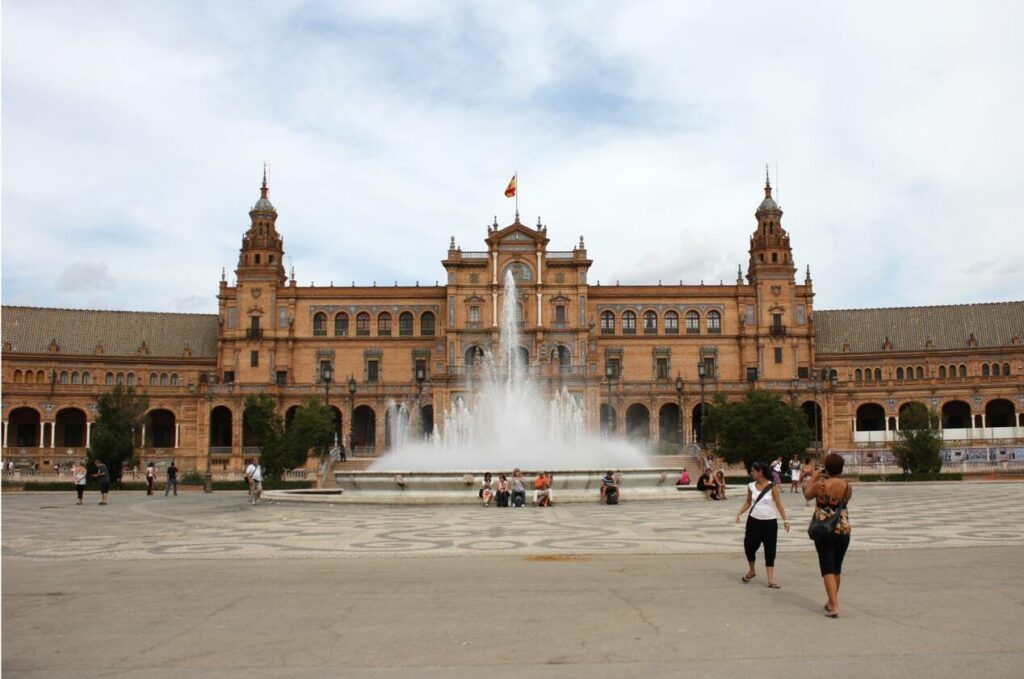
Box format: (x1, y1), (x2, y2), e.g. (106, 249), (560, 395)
(461, 251), (489, 259)
(546, 251), (576, 259)
(600, 327), (615, 335)
(643, 327), (658, 335)
(209, 446), (232, 455)
(623, 327), (636, 335)
(241, 446), (262, 455)
(770, 325), (787, 337)
(665, 327), (679, 335)
(466, 322), (482, 329)
(707, 327), (722, 334)
(552, 321), (568, 329)
(686, 327), (700, 334)
(245, 328), (263, 339)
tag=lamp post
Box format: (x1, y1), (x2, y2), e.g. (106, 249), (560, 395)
(203, 394), (213, 493)
(347, 375), (357, 459)
(605, 364), (616, 436)
(698, 360), (707, 448)
(674, 375), (684, 452)
(321, 362), (333, 463)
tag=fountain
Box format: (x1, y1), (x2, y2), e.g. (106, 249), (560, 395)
(267, 271), (697, 503)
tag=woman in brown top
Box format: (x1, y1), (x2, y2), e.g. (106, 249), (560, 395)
(803, 452), (853, 618)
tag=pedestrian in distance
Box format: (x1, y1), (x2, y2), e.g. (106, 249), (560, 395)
(92, 459), (111, 505)
(804, 453), (853, 618)
(146, 461), (156, 496)
(73, 460), (87, 505)
(770, 456), (783, 485)
(246, 461), (263, 504)
(165, 460), (179, 497)
(736, 460), (791, 588)
(789, 454), (802, 493)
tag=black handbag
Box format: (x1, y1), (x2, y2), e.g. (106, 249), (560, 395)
(807, 502), (846, 540)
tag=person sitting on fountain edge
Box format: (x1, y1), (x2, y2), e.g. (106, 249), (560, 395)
(534, 472), (552, 507)
(600, 471), (619, 504)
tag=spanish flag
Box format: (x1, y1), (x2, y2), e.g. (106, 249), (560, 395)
(504, 174), (517, 198)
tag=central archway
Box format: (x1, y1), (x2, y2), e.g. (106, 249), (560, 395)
(147, 409), (176, 448)
(209, 406), (233, 449)
(55, 407), (87, 448)
(626, 403), (650, 442)
(941, 400), (971, 429)
(855, 404), (886, 432)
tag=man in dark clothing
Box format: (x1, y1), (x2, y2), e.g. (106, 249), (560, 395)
(165, 461), (179, 497)
(93, 460), (110, 505)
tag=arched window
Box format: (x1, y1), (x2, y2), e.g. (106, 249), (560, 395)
(160, 374), (169, 386)
(313, 312), (327, 336)
(939, 365), (946, 378)
(25, 370), (35, 383)
(378, 312), (392, 336)
(991, 363), (1001, 376)
(622, 310), (637, 334)
(905, 366), (914, 380)
(116, 372), (125, 385)
(12, 369), (22, 383)
(855, 368), (863, 381)
(399, 312), (414, 336)
(948, 364), (955, 377)
(600, 311), (615, 334)
(643, 310), (657, 334)
(106, 372), (114, 385)
(334, 313), (348, 336)
(420, 311), (435, 336)
(665, 310), (679, 334)
(503, 262), (533, 282)
(60, 371), (69, 384)
(1003, 362), (1011, 376)
(150, 373), (157, 386)
(686, 311), (700, 334)
(171, 374), (179, 386)
(126, 373), (135, 386)
(982, 364), (990, 377)
(356, 312), (371, 336)
(71, 371), (80, 384)
(958, 364), (967, 377)
(82, 372), (91, 385)
(873, 368), (881, 381)
(896, 367), (904, 380)
(707, 310), (721, 334)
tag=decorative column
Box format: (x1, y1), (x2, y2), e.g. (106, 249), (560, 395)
(492, 252), (498, 285)
(174, 423), (180, 449)
(492, 293), (498, 326)
(536, 251), (543, 284)
(536, 293), (543, 326)
(2, 421), (8, 448)
(86, 422), (92, 447)
(39, 422), (46, 448)
(50, 421), (56, 448)
(141, 425), (146, 449)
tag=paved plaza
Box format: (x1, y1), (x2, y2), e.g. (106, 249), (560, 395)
(4, 482), (1024, 677)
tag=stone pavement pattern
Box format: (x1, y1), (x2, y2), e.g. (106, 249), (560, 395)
(4, 483), (1024, 677)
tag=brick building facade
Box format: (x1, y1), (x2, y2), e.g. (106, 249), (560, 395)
(3, 174), (1022, 471)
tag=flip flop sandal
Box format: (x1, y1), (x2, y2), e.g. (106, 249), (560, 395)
(767, 583), (781, 589)
(742, 573), (755, 583)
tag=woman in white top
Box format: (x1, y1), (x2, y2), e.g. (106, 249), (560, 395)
(735, 460), (791, 588)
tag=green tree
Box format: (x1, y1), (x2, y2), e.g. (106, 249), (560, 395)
(242, 394), (286, 479)
(282, 396), (335, 475)
(891, 402), (943, 475)
(89, 385), (148, 483)
(703, 390), (812, 471)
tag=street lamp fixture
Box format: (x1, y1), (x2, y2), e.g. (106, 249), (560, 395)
(347, 375), (357, 459)
(605, 364), (616, 436)
(697, 360), (708, 448)
(674, 375), (684, 452)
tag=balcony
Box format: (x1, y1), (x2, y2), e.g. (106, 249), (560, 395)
(245, 328), (263, 340)
(622, 327), (636, 335)
(600, 327), (615, 335)
(467, 321), (482, 329)
(770, 325), (787, 337)
(643, 327), (658, 335)
(707, 327), (722, 335)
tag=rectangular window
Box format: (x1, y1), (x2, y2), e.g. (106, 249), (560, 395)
(276, 370), (287, 386)
(774, 347), (783, 364)
(747, 367), (759, 382)
(554, 305), (566, 323)
(702, 358), (716, 379)
(227, 307), (236, 329)
(469, 306), (481, 323)
(656, 357), (669, 380)
(319, 360), (331, 382)
(415, 359), (427, 382)
(607, 358), (622, 379)
(279, 306), (288, 328)
(250, 351), (259, 367)
(797, 367), (809, 379)
(223, 370), (235, 383)
(796, 305), (806, 325)
(367, 360), (379, 383)
(746, 305), (755, 325)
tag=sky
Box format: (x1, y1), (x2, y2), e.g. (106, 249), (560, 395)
(3, 0), (1023, 314)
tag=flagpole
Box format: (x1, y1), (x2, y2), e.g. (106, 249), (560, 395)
(515, 171), (519, 221)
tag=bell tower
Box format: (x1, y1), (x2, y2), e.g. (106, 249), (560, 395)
(236, 166), (286, 286)
(746, 168), (795, 282)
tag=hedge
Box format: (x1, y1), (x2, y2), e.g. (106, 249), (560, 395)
(856, 472), (963, 482)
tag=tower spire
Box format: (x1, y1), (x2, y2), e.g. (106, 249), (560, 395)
(261, 162), (269, 199)
(764, 163), (772, 196)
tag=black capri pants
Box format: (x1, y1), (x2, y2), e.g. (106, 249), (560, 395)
(814, 535), (851, 576)
(743, 516), (778, 567)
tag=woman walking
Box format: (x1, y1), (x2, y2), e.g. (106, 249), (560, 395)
(73, 461), (87, 505)
(804, 453), (853, 618)
(736, 461), (791, 588)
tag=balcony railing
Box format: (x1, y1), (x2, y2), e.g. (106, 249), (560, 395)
(770, 325), (787, 337)
(600, 327), (615, 335)
(245, 328), (263, 340)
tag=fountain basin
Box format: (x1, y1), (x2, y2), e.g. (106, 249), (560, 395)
(263, 468), (703, 504)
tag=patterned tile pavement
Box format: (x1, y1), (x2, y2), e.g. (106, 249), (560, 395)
(4, 481), (1023, 562)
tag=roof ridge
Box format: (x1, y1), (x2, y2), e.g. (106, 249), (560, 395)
(1, 305), (217, 317)
(818, 301), (1024, 313)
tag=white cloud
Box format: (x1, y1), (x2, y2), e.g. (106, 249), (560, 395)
(2, 1), (1022, 313)
(57, 262), (116, 293)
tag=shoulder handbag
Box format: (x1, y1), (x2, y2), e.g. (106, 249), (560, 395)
(807, 481), (850, 540)
(748, 482), (774, 515)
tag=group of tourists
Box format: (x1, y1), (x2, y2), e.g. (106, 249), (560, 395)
(67, 459), (180, 504)
(479, 469), (556, 507)
(736, 452), (854, 618)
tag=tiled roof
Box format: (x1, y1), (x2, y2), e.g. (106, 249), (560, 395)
(815, 302), (1024, 354)
(2, 306), (219, 358)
